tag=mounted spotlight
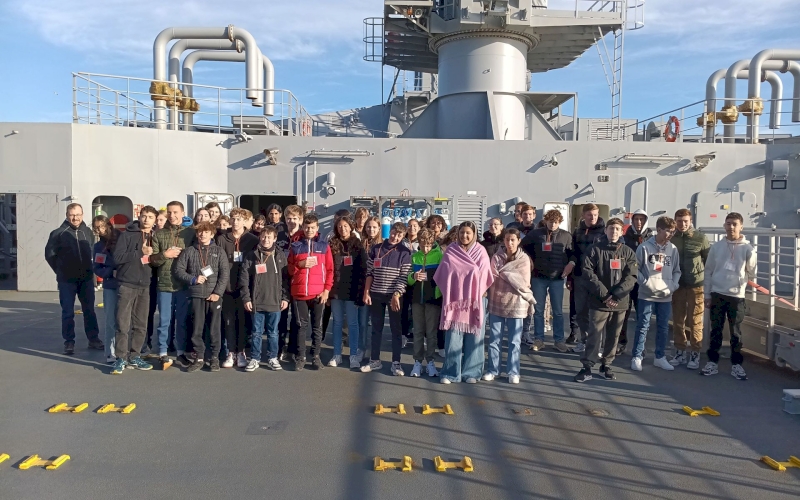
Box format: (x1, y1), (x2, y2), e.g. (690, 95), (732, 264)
(235, 131), (251, 143)
(264, 148), (279, 165)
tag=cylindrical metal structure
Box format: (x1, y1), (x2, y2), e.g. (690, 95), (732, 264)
(738, 69), (783, 131)
(723, 59), (750, 143)
(748, 49), (800, 141)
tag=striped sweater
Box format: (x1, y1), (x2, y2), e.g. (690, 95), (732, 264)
(366, 241), (412, 295)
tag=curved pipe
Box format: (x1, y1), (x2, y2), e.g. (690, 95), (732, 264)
(738, 70), (782, 130)
(748, 49), (800, 141)
(633, 177), (648, 214)
(723, 59), (751, 143)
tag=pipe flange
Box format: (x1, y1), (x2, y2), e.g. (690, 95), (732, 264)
(428, 29), (539, 54)
(227, 24), (235, 42)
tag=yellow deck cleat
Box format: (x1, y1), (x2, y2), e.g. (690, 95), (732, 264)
(434, 456), (473, 472)
(761, 455), (800, 471)
(0, 453), (9, 465)
(422, 404), (454, 415)
(682, 406), (720, 417)
(19, 454), (70, 470)
(97, 403), (136, 414)
(48, 403), (89, 413)
(374, 404), (406, 415)
(373, 456), (413, 472)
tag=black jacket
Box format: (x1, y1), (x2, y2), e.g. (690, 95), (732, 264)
(238, 247), (290, 312)
(572, 217), (606, 276)
(582, 238), (638, 311)
(480, 231), (503, 258)
(506, 221), (537, 238)
(330, 238), (367, 303)
(112, 221), (155, 289)
(522, 227), (575, 279)
(623, 226), (654, 254)
(215, 230), (259, 294)
(173, 242), (230, 298)
(45, 220), (95, 283)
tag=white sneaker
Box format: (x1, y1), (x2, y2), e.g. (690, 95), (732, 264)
(508, 375), (520, 384)
(669, 350), (685, 366)
(654, 357), (675, 371)
(631, 357), (643, 371)
(701, 361), (718, 376)
(570, 342), (585, 353)
(410, 361), (422, 377)
(237, 352), (248, 368)
(465, 377), (478, 384)
(245, 358), (259, 372)
(401, 336), (409, 349)
(687, 351), (700, 370)
(426, 361), (438, 377)
(437, 348), (445, 358)
(360, 360), (382, 373)
(441, 377), (451, 384)
(328, 355), (341, 367)
(266, 358), (282, 371)
(349, 354), (360, 368)
(391, 361), (404, 376)
(731, 364), (748, 380)
(222, 353), (234, 368)
(482, 373), (495, 381)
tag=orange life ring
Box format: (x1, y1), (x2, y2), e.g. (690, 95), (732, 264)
(664, 115), (680, 142)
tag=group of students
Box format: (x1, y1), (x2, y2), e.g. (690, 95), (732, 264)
(44, 197), (756, 384)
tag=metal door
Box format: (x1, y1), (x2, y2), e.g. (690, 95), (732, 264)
(694, 191), (758, 228)
(195, 192), (235, 215)
(543, 202), (571, 232)
(17, 193), (61, 291)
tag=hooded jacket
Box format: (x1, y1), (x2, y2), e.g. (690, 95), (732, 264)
(150, 223), (196, 292)
(238, 245), (290, 312)
(521, 227), (575, 279)
(330, 237), (368, 303)
(92, 233), (121, 290)
(287, 233), (334, 300)
(215, 230), (259, 294)
(172, 240), (230, 299)
(112, 220), (156, 289)
(623, 209), (654, 253)
(480, 231), (503, 258)
(704, 236), (757, 299)
(45, 220), (95, 283)
(408, 243), (443, 305)
(572, 217), (606, 277)
(582, 236), (638, 311)
(672, 226), (711, 288)
(636, 236), (682, 302)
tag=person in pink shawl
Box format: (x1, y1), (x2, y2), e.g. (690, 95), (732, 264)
(433, 221), (494, 384)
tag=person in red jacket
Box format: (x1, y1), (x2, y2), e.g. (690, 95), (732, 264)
(287, 213), (334, 371)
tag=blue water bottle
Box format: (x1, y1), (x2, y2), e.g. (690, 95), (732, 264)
(381, 208), (392, 239)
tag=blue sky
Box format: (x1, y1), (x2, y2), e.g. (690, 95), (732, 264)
(2, 0), (800, 127)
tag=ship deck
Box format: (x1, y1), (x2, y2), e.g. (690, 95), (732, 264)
(1, 289), (799, 499)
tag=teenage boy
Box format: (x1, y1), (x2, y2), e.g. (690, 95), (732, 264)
(407, 229), (442, 378)
(521, 209), (575, 353)
(362, 222), (413, 376)
(630, 217), (682, 372)
(216, 207), (259, 368)
(702, 212), (756, 380)
(277, 204), (305, 361)
(173, 221), (230, 372)
(506, 201), (527, 228)
(111, 205), (159, 374)
(568, 203), (606, 351)
(670, 208), (710, 369)
(239, 225), (290, 372)
(150, 201), (195, 369)
(618, 209), (653, 355)
(287, 214), (334, 371)
(574, 218), (637, 383)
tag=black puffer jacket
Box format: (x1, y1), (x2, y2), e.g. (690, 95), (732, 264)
(45, 220), (95, 283)
(112, 221), (155, 289)
(238, 246), (290, 312)
(330, 238), (367, 303)
(173, 242), (230, 299)
(582, 237), (638, 311)
(522, 227), (575, 279)
(215, 230), (259, 294)
(480, 231), (503, 258)
(572, 217), (606, 276)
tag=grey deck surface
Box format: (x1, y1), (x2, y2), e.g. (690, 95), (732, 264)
(1, 290), (799, 499)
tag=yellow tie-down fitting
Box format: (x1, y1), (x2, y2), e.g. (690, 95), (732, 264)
(696, 111), (718, 128)
(761, 455), (800, 471)
(434, 456), (474, 472)
(738, 97), (764, 116)
(374, 404), (406, 415)
(19, 454), (71, 470)
(373, 456), (414, 472)
(48, 403), (89, 413)
(682, 406), (720, 417)
(0, 453), (9, 464)
(97, 403), (136, 414)
(718, 105), (739, 124)
(421, 404), (454, 415)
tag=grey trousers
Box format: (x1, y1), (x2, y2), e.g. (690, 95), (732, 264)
(573, 277), (592, 343)
(411, 302), (441, 362)
(115, 285), (150, 361)
(581, 308), (625, 368)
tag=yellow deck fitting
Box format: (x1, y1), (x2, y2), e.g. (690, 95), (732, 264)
(19, 455), (70, 470)
(0, 453), (9, 464)
(761, 456), (800, 471)
(422, 404), (454, 415)
(48, 403), (89, 413)
(682, 406), (720, 417)
(374, 404), (406, 415)
(97, 403), (136, 414)
(434, 456), (474, 472)
(373, 456), (413, 472)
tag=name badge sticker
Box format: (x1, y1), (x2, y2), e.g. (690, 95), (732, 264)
(140, 255), (150, 265)
(724, 261), (737, 272)
(373, 258), (382, 268)
(233, 252), (242, 263)
(255, 263), (267, 274)
(95, 253), (106, 264)
(542, 242), (552, 252)
(343, 256), (353, 266)
(610, 259), (622, 270)
(653, 261), (663, 272)
(306, 256), (318, 267)
(201, 266), (213, 277)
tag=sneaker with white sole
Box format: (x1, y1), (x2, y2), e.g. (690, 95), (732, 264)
(280, 352), (292, 363)
(531, 339), (545, 351)
(731, 364), (748, 380)
(654, 357), (675, 371)
(410, 361), (422, 377)
(266, 358), (282, 371)
(426, 361), (438, 377)
(508, 375), (520, 384)
(701, 361), (718, 376)
(360, 360), (382, 373)
(245, 358), (260, 372)
(328, 355), (341, 367)
(687, 351), (700, 370)
(391, 361), (404, 376)
(482, 373), (495, 381)
(349, 355), (360, 368)
(222, 353), (234, 368)
(441, 377), (451, 384)
(465, 377), (477, 384)
(237, 352), (248, 368)
(669, 350), (686, 366)
(631, 357), (643, 371)
(570, 342), (585, 353)
(553, 342), (568, 353)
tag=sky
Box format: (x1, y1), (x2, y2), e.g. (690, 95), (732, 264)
(1, 0), (800, 126)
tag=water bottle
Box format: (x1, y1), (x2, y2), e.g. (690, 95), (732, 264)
(381, 208), (392, 239)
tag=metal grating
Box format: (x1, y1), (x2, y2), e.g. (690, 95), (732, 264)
(455, 195), (487, 229)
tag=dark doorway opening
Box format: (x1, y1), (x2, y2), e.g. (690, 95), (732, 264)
(238, 195), (298, 218)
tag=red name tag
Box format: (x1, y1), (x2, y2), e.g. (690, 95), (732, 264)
(95, 253), (106, 264)
(653, 262), (663, 272)
(542, 242), (552, 252)
(374, 258), (382, 268)
(343, 256), (353, 266)
(255, 263), (267, 274)
(610, 259), (621, 270)
(140, 255), (150, 265)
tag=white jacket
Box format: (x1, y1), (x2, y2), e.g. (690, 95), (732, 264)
(704, 236), (756, 299)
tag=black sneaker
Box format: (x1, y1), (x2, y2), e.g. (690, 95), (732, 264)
(186, 360), (203, 373)
(599, 365), (616, 380)
(295, 357), (306, 371)
(566, 333), (577, 344)
(311, 356), (324, 370)
(574, 367), (592, 383)
(210, 359), (220, 372)
(64, 341), (75, 355)
(175, 354), (192, 368)
(88, 339), (105, 350)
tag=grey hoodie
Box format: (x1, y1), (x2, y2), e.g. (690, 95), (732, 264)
(704, 236), (756, 299)
(636, 236), (681, 303)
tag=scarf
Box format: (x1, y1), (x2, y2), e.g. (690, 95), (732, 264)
(433, 241), (494, 334)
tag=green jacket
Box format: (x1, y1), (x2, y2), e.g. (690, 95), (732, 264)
(407, 244), (443, 304)
(671, 227), (710, 288)
(150, 224), (196, 292)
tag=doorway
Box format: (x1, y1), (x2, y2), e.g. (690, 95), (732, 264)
(239, 195), (298, 218)
(570, 203), (610, 231)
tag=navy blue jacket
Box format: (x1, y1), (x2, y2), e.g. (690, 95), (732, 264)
(92, 237), (120, 290)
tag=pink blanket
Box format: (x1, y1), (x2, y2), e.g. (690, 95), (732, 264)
(433, 241), (494, 334)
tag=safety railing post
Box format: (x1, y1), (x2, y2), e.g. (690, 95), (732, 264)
(769, 236), (776, 330)
(795, 236), (800, 310)
(115, 92), (119, 125)
(751, 235), (759, 301)
(217, 87), (221, 134)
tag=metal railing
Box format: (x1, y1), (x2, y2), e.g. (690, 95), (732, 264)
(72, 72), (312, 136)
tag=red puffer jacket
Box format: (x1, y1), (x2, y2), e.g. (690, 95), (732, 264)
(287, 233), (334, 300)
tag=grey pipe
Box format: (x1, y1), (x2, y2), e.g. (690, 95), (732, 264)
(633, 176), (648, 214)
(738, 70), (782, 130)
(723, 59), (750, 143)
(705, 69), (727, 142)
(748, 49), (800, 142)
(153, 26), (260, 129)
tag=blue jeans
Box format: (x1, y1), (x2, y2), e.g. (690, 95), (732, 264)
(156, 290), (190, 356)
(251, 310), (281, 361)
(632, 299), (672, 360)
(441, 328), (484, 382)
(102, 287), (118, 358)
(487, 315), (523, 377)
(58, 279), (99, 344)
(357, 304), (370, 356)
(531, 277), (565, 342)
(330, 299), (360, 357)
